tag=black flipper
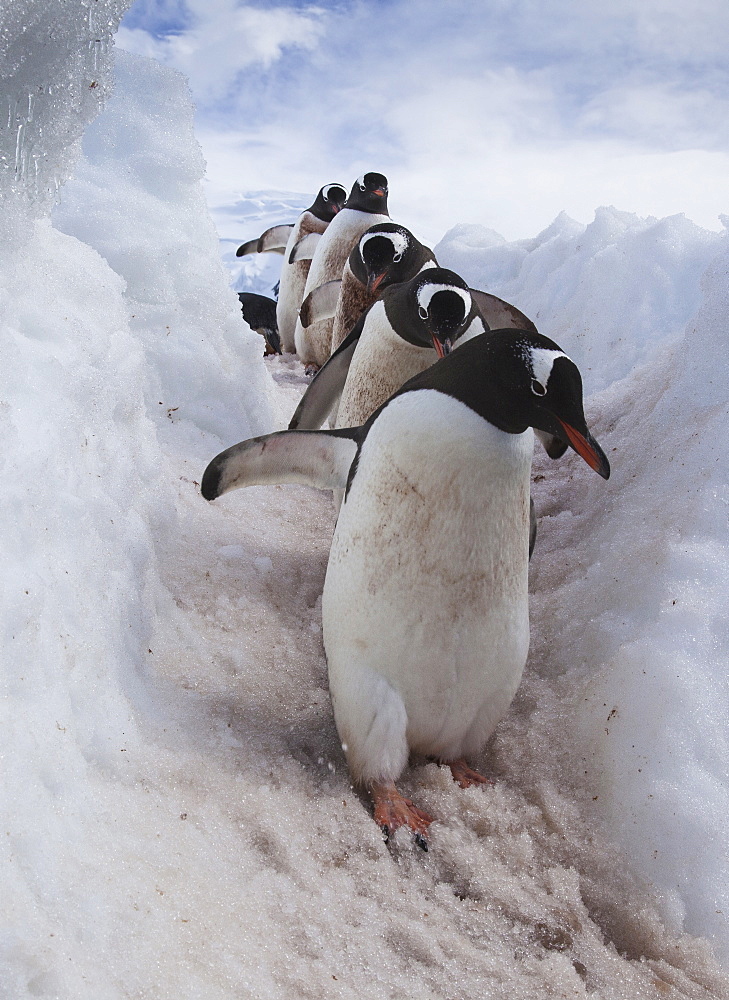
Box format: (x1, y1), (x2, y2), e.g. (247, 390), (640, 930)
(529, 497), (537, 559)
(236, 224), (294, 257)
(201, 428), (361, 500)
(469, 289), (538, 335)
(299, 280), (343, 327)
(288, 231), (322, 264)
(289, 314), (367, 430)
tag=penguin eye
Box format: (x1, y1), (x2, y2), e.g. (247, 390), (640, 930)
(359, 182), (366, 192)
(531, 378), (547, 396)
(393, 251), (403, 263)
(418, 305), (428, 320)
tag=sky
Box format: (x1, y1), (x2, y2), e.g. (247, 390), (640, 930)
(117, 0), (729, 244)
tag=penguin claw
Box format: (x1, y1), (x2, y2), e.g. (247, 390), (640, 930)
(370, 780), (434, 847)
(381, 822), (429, 852)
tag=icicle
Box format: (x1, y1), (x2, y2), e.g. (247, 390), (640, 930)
(15, 122), (25, 179)
(89, 37), (102, 72)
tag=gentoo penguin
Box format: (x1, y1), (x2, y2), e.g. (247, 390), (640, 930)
(293, 268), (484, 433)
(201, 329), (610, 846)
(298, 222), (437, 356)
(237, 292), (281, 355)
(236, 184), (347, 352)
(291, 268), (542, 546)
(292, 267), (550, 546)
(294, 173), (390, 371)
(298, 223), (541, 358)
(292, 266), (564, 463)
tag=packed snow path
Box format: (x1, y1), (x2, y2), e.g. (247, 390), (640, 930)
(150, 353), (727, 1000)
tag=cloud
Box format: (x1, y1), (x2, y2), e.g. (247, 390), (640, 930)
(579, 82), (729, 151)
(119, 0), (326, 102)
(118, 0), (729, 241)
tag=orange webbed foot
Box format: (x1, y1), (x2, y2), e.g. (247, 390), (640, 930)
(370, 780), (433, 850)
(446, 758), (493, 789)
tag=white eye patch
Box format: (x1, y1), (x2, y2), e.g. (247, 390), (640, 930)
(356, 173), (366, 189)
(416, 282), (472, 318)
(323, 184), (345, 201)
(360, 229), (409, 261)
(526, 347), (569, 393)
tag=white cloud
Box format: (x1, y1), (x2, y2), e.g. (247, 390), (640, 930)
(119, 0), (729, 241)
(119, 0), (326, 102)
(579, 82), (729, 150)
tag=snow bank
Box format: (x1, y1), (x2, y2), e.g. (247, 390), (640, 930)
(438, 214), (729, 955)
(437, 209), (724, 393)
(53, 49), (273, 450)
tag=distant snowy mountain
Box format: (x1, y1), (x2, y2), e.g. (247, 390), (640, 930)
(212, 190), (309, 296)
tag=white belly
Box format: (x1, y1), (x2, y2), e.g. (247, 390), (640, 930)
(335, 300), (436, 429)
(322, 391), (533, 784)
(294, 208), (388, 367)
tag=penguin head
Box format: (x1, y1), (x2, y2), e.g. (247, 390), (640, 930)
(345, 173), (389, 214)
(402, 268), (475, 356)
(433, 331), (611, 479)
(351, 223), (418, 293)
(309, 183), (347, 222)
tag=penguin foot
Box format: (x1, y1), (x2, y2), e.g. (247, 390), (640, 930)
(370, 780), (433, 847)
(304, 363), (321, 377)
(446, 758), (493, 789)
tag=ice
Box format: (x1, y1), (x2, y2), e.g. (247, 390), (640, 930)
(0, 0), (130, 215)
(2, 2), (729, 997)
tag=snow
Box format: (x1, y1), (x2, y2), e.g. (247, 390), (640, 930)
(437, 210), (724, 394)
(437, 216), (729, 952)
(2, 3), (729, 997)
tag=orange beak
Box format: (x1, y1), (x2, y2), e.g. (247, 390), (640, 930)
(557, 419), (610, 479)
